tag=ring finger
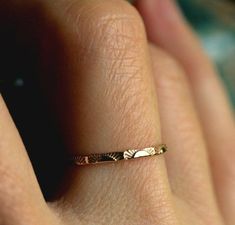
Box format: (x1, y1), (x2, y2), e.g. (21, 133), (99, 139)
(40, 0), (177, 224)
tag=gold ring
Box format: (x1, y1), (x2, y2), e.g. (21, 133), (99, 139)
(71, 144), (168, 166)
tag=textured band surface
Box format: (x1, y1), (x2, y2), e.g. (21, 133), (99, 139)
(71, 144), (168, 166)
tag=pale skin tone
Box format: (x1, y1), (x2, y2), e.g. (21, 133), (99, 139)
(0, 0), (235, 224)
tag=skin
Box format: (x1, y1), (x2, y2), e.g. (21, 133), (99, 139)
(0, 0), (235, 224)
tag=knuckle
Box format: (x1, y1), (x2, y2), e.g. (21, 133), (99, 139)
(54, 1), (157, 150)
(62, 0), (148, 100)
(65, 1), (149, 126)
(64, 0), (146, 53)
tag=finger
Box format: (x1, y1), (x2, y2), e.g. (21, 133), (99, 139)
(149, 45), (223, 225)
(136, 0), (235, 223)
(41, 0), (178, 224)
(0, 95), (56, 224)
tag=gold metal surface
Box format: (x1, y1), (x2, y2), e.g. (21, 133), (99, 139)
(71, 144), (168, 166)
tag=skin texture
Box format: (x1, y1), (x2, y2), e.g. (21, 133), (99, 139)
(0, 0), (234, 224)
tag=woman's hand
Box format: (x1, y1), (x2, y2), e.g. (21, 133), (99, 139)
(0, 0), (234, 224)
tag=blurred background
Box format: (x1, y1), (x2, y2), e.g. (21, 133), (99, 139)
(0, 0), (235, 199)
(178, 0), (235, 107)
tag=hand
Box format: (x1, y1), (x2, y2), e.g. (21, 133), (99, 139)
(0, 0), (234, 225)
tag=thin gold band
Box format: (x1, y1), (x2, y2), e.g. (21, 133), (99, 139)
(71, 144), (168, 166)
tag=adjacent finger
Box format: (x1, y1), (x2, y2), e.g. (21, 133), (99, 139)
(136, 0), (235, 224)
(41, 0), (178, 224)
(0, 95), (56, 225)
(149, 45), (223, 225)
